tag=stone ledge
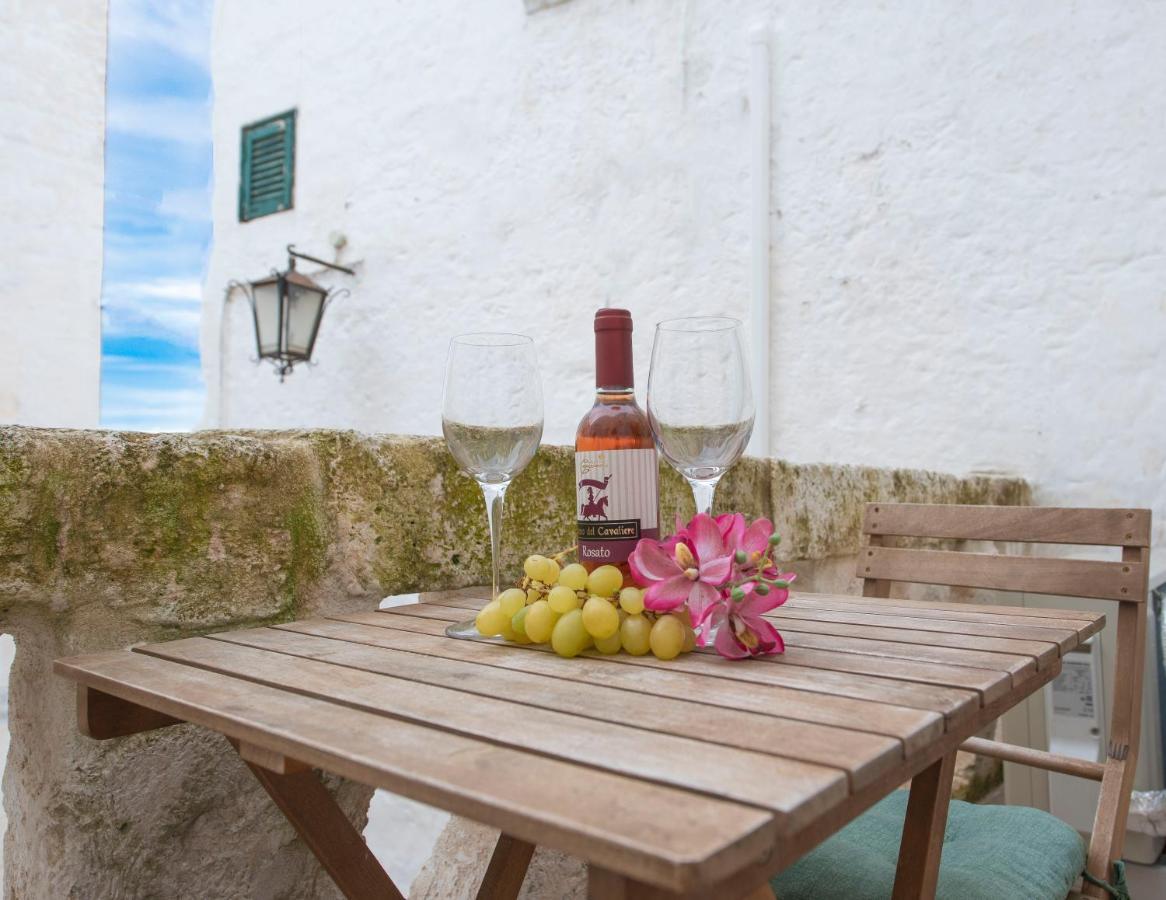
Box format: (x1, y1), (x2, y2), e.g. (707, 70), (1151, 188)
(0, 426), (1029, 897)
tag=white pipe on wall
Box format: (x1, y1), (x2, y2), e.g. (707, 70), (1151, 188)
(748, 25), (772, 458)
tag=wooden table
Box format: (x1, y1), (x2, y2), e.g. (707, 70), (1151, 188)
(55, 589), (1104, 900)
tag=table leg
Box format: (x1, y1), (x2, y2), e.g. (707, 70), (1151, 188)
(242, 757), (405, 900)
(891, 750), (957, 900)
(477, 833), (535, 899)
(588, 866), (776, 900)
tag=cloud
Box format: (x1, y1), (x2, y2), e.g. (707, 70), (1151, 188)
(157, 186), (211, 222)
(106, 97), (211, 145)
(102, 277), (204, 346)
(108, 0), (213, 65)
(103, 346), (206, 433)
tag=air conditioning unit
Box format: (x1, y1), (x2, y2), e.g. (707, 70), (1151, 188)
(1001, 560), (1165, 863)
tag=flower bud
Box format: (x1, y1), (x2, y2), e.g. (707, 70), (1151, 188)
(730, 587), (745, 602)
(768, 533), (782, 546)
(771, 579), (789, 589)
(734, 549), (747, 565)
(755, 582), (771, 595)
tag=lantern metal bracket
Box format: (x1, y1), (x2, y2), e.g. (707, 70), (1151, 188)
(286, 244), (355, 276)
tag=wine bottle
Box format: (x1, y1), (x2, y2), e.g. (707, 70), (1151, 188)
(575, 308), (660, 572)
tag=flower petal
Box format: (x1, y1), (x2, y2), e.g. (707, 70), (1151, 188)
(748, 617), (785, 656)
(716, 513), (746, 549)
(741, 517), (774, 556)
(713, 621), (750, 659)
(686, 580), (723, 622)
(687, 513), (726, 563)
(738, 585), (789, 616)
(629, 539), (681, 583)
(698, 554), (733, 586)
(643, 574), (693, 611)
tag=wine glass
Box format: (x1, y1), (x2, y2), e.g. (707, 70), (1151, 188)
(441, 333), (543, 638)
(647, 316), (754, 516)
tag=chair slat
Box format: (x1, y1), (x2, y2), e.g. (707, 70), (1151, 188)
(863, 503), (1150, 547)
(862, 546), (1145, 602)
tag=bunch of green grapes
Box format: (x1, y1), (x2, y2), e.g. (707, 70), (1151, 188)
(475, 556), (696, 660)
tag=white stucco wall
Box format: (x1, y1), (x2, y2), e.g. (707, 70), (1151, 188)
(202, 0), (1166, 545)
(0, 0), (106, 427)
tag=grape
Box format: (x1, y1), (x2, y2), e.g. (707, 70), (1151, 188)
(593, 630), (622, 654)
(649, 614), (685, 660)
(586, 564), (623, 597)
(618, 586), (644, 615)
(551, 609), (590, 658)
(558, 563), (588, 591)
(547, 584), (581, 614)
(526, 588), (542, 603)
(620, 614), (651, 656)
(523, 555), (551, 581)
(681, 622), (696, 653)
(497, 619), (519, 642)
(581, 596), (620, 640)
(475, 601), (508, 637)
(523, 600), (557, 643)
(511, 605), (533, 643)
(497, 588), (527, 617)
(538, 556), (561, 584)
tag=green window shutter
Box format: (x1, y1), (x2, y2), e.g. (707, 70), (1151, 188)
(239, 110), (295, 222)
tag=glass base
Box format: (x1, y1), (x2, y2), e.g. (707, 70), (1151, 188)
(444, 617), (481, 639)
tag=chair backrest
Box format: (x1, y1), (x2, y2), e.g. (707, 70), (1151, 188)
(857, 503), (1152, 891)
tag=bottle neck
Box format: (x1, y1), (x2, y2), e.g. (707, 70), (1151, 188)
(595, 327), (634, 390)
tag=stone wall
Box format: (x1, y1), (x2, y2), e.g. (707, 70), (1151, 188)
(0, 426), (1028, 897)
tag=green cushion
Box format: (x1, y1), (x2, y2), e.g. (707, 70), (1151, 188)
(771, 791), (1086, 900)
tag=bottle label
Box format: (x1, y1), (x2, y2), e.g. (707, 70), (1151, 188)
(575, 448), (659, 565)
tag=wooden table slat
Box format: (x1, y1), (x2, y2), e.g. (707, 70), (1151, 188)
(786, 594), (1105, 640)
(775, 628), (1037, 683)
(136, 637), (850, 827)
(786, 591), (1103, 622)
(768, 605), (1081, 651)
(764, 612), (1062, 668)
(54, 650), (775, 891)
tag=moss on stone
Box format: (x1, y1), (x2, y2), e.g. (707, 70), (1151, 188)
(0, 425), (1030, 633)
(954, 757), (1004, 803)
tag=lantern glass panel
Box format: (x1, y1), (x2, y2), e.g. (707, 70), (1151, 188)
(285, 281), (326, 358)
(251, 279), (282, 356)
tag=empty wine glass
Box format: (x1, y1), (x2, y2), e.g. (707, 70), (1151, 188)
(647, 316), (754, 516)
(442, 333), (543, 638)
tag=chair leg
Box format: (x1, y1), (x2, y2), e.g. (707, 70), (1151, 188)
(892, 751), (957, 900)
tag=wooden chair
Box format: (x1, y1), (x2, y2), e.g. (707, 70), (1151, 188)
(866, 503), (1151, 898)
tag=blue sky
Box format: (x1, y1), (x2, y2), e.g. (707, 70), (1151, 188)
(100, 0), (213, 431)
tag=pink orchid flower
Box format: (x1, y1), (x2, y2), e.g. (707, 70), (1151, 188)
(628, 513), (734, 617)
(716, 513), (778, 576)
(698, 575), (796, 658)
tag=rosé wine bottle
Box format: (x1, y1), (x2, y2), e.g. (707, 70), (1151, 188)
(574, 309), (660, 575)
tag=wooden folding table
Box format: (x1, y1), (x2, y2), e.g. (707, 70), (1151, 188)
(55, 589), (1103, 899)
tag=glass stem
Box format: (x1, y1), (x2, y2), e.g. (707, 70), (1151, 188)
(480, 480), (509, 600)
(688, 475), (722, 517)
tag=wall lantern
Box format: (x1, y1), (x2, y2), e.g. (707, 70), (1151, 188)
(247, 245), (354, 380)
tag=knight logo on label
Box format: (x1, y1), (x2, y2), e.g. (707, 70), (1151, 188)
(574, 449), (659, 565)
